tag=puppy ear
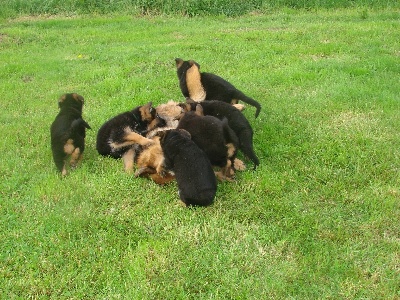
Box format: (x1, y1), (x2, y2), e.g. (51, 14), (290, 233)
(185, 97), (196, 104)
(58, 94), (67, 108)
(189, 60), (200, 69)
(177, 129), (191, 140)
(175, 58), (183, 69)
(72, 93), (84, 103)
(140, 102), (154, 121)
(195, 104), (204, 116)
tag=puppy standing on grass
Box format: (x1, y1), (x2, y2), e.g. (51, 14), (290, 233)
(96, 102), (166, 173)
(50, 93), (91, 176)
(159, 129), (217, 207)
(177, 104), (238, 181)
(181, 99), (260, 169)
(175, 58), (262, 118)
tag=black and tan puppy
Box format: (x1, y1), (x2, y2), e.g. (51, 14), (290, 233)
(50, 93), (91, 176)
(96, 102), (165, 172)
(180, 99), (259, 169)
(175, 58), (261, 118)
(135, 133), (175, 185)
(177, 105), (238, 181)
(159, 129), (217, 207)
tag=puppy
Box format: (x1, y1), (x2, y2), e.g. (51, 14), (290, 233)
(177, 105), (238, 181)
(159, 129), (217, 207)
(180, 99), (259, 169)
(175, 58), (261, 118)
(145, 101), (183, 139)
(50, 93), (91, 176)
(96, 102), (165, 172)
(135, 133), (175, 185)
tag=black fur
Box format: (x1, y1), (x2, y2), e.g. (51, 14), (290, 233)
(50, 93), (91, 175)
(182, 99), (259, 169)
(160, 129), (217, 206)
(175, 58), (261, 118)
(96, 102), (164, 158)
(177, 109), (238, 172)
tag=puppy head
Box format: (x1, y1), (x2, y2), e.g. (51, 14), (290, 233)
(156, 101), (183, 126)
(58, 93), (84, 111)
(139, 102), (156, 123)
(147, 113), (166, 132)
(159, 129), (191, 145)
(175, 58), (200, 78)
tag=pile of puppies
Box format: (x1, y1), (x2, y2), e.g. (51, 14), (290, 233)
(50, 58), (261, 206)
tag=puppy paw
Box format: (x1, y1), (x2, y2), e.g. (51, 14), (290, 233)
(233, 104), (245, 111)
(234, 158), (246, 171)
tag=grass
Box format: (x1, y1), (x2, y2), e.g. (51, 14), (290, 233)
(1, 8), (400, 299)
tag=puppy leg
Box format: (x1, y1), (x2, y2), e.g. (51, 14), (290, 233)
(70, 147), (82, 169)
(231, 99), (245, 111)
(110, 128), (154, 150)
(122, 148), (136, 173)
(215, 160), (234, 182)
(234, 158), (246, 171)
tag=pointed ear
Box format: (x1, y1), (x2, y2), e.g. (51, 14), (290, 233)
(72, 93), (84, 103)
(58, 94), (67, 107)
(140, 102), (154, 121)
(175, 58), (183, 69)
(185, 97), (196, 104)
(190, 60), (200, 70)
(195, 104), (204, 116)
(177, 129), (191, 140)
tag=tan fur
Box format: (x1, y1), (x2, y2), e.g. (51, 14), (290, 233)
(186, 61), (206, 102)
(232, 103), (245, 111)
(147, 101), (183, 139)
(234, 158), (246, 171)
(63, 139), (75, 155)
(139, 102), (153, 122)
(135, 135), (175, 185)
(109, 127), (153, 150)
(122, 148), (136, 173)
(61, 139), (83, 176)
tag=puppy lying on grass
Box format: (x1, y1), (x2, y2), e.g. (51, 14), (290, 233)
(159, 129), (217, 207)
(175, 58), (261, 118)
(135, 133), (175, 185)
(177, 104), (238, 181)
(50, 93), (91, 176)
(180, 98), (259, 169)
(96, 102), (165, 172)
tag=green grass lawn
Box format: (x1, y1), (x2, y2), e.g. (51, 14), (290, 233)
(1, 8), (399, 299)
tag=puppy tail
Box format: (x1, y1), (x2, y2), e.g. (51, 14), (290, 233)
(238, 129), (260, 170)
(221, 118), (239, 147)
(232, 90), (261, 118)
(71, 118), (91, 131)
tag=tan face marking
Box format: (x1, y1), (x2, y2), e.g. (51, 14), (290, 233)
(139, 102), (154, 122)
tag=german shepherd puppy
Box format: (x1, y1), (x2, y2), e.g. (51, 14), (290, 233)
(50, 93), (91, 176)
(135, 133), (175, 185)
(159, 129), (217, 207)
(180, 99), (259, 169)
(175, 58), (261, 118)
(96, 102), (165, 172)
(177, 105), (238, 181)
